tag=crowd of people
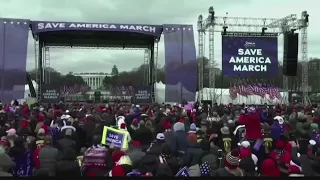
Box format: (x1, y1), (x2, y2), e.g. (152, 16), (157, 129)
(0, 100), (319, 177)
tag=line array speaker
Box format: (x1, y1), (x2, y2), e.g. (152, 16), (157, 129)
(283, 32), (299, 76)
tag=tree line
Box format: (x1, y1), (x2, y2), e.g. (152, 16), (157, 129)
(28, 68), (87, 87)
(28, 58), (320, 92)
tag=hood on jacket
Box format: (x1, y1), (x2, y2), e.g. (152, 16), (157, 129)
(60, 125), (76, 132)
(173, 122), (185, 132)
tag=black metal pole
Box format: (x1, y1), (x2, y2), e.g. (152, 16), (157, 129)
(180, 28), (184, 104)
(149, 43), (155, 102)
(1, 23), (5, 100)
(38, 40), (43, 103)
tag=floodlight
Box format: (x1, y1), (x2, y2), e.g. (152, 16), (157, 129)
(198, 15), (203, 22)
(208, 6), (214, 14)
(223, 26), (228, 35)
(261, 27), (267, 35)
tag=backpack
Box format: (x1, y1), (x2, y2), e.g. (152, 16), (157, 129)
(33, 140), (45, 169)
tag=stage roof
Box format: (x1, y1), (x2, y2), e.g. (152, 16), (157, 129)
(30, 21), (163, 48)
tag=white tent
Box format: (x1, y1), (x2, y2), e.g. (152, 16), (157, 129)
(196, 88), (288, 105)
(155, 82), (288, 105)
(154, 81), (195, 104)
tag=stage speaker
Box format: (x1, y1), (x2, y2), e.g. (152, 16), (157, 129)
(283, 32), (299, 76)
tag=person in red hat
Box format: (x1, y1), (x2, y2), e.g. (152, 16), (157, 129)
(260, 158), (280, 176)
(269, 140), (291, 165)
(238, 107), (262, 141)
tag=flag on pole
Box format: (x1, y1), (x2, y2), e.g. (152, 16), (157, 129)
(175, 166), (189, 177)
(229, 80), (237, 100)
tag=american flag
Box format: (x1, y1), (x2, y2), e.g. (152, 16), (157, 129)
(229, 81), (238, 100)
(228, 81), (281, 100)
(245, 79), (254, 95)
(60, 84), (91, 95)
(79, 85), (91, 93)
(238, 79), (247, 97)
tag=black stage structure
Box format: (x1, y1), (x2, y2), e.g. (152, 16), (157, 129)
(0, 19), (198, 104)
(30, 22), (163, 103)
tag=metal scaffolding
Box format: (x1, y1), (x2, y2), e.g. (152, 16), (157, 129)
(143, 49), (150, 85)
(197, 6), (309, 104)
(44, 46), (51, 84)
(34, 37), (40, 102)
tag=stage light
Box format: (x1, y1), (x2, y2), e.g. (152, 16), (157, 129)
(198, 15), (203, 29)
(208, 6), (215, 21)
(223, 26), (228, 35)
(261, 27), (267, 35)
(290, 29), (296, 33)
(305, 14), (309, 23)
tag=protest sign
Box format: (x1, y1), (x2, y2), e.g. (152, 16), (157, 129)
(222, 32), (278, 77)
(134, 86), (152, 104)
(101, 126), (129, 149)
(184, 104), (192, 111)
(41, 84), (60, 103)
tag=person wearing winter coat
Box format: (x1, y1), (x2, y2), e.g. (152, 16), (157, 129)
(9, 137), (33, 176)
(158, 143), (181, 175)
(260, 158), (281, 176)
(0, 147), (15, 176)
(212, 149), (243, 176)
(239, 157), (257, 176)
(131, 121), (153, 147)
(238, 107), (262, 141)
(155, 163), (173, 177)
(173, 122), (188, 154)
(38, 136), (61, 176)
(146, 133), (166, 156)
(57, 129), (77, 152)
(55, 148), (81, 176)
(192, 138), (219, 175)
(126, 140), (146, 166)
(183, 133), (203, 167)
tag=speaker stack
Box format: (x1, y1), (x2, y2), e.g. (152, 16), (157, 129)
(283, 32), (299, 76)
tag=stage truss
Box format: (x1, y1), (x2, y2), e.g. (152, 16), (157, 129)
(33, 40), (160, 102)
(197, 6), (309, 104)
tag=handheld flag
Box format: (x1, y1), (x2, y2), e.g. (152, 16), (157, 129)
(175, 166), (189, 177)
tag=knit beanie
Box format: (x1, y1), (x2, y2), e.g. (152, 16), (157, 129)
(188, 123), (197, 134)
(225, 149), (240, 169)
(311, 123), (319, 131)
(239, 148), (251, 159)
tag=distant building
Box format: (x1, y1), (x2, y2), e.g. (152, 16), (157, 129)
(72, 72), (111, 90)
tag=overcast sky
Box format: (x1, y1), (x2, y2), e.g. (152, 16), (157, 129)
(0, 0), (317, 74)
